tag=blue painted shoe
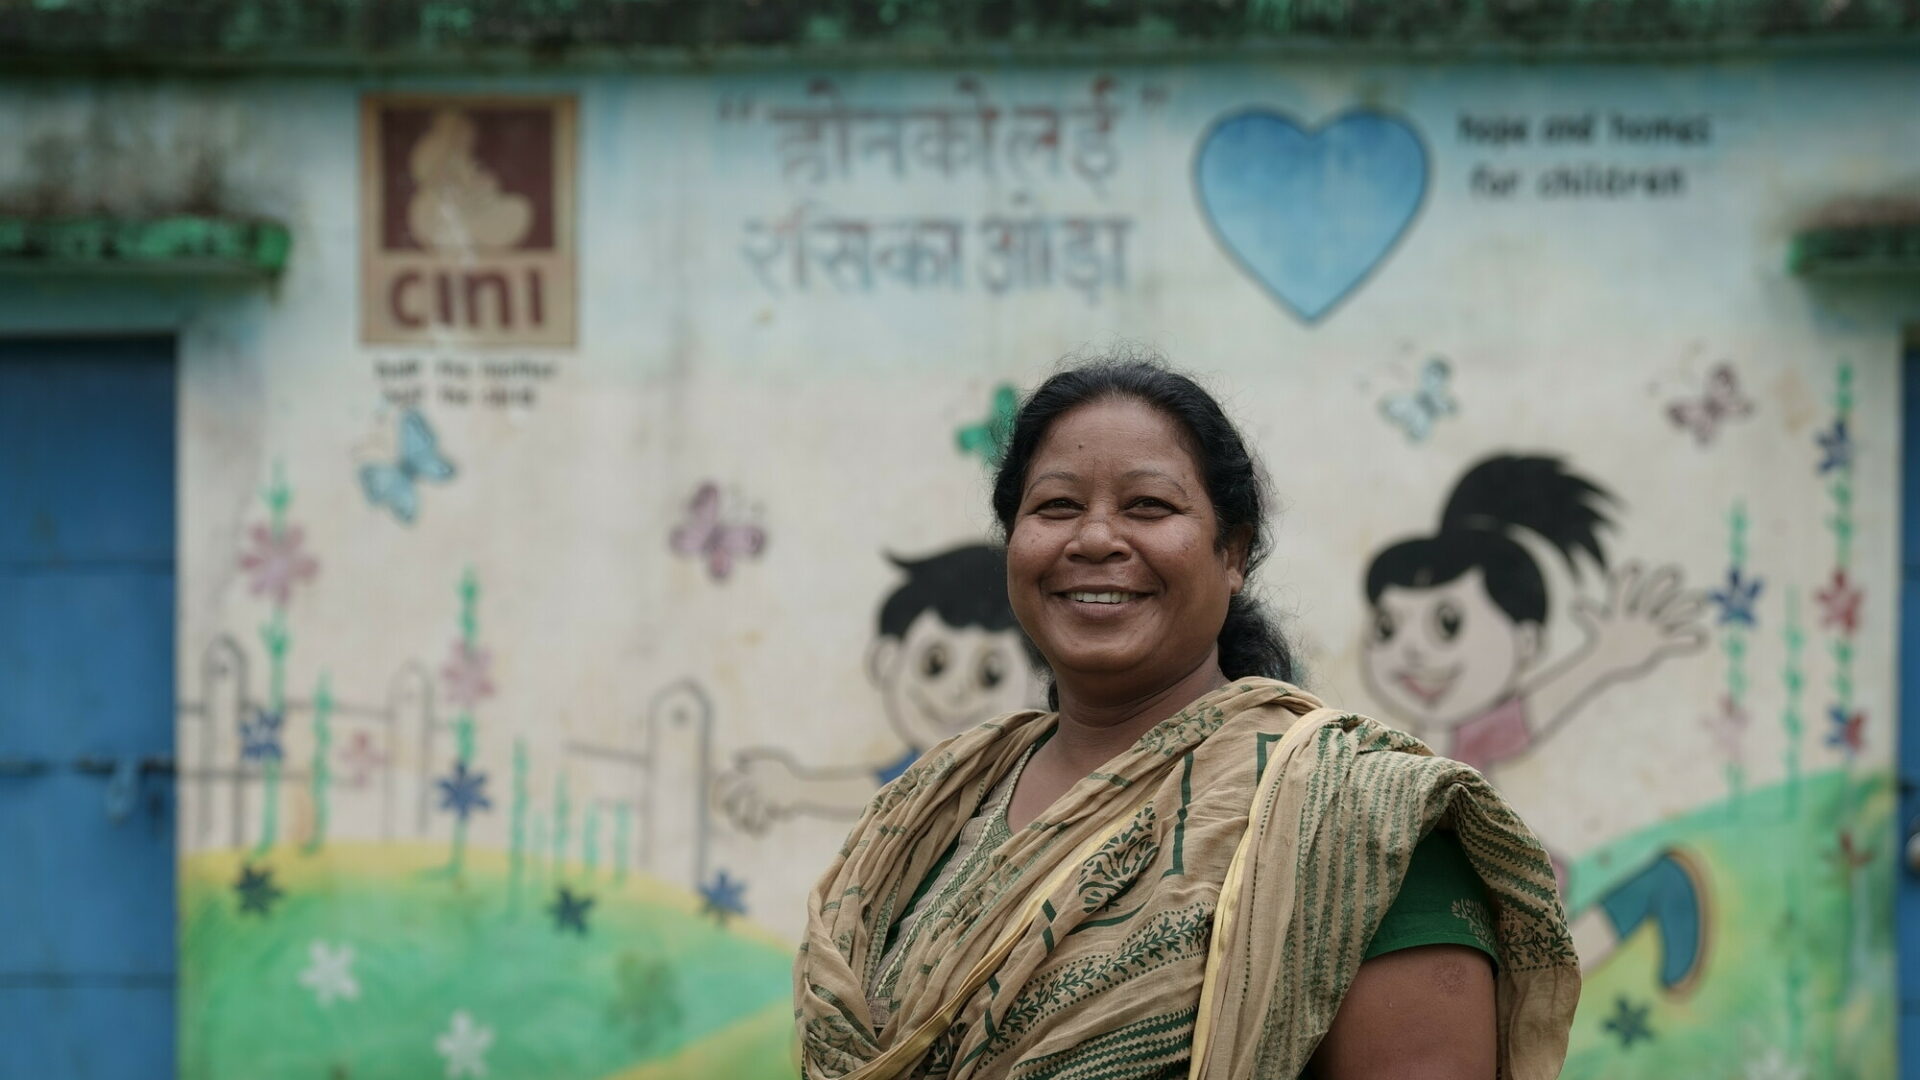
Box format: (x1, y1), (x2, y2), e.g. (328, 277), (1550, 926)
(1598, 849), (1709, 995)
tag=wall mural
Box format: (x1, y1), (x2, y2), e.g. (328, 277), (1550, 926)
(168, 71), (1901, 1080)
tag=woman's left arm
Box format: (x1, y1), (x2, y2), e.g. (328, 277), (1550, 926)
(1308, 944), (1497, 1080)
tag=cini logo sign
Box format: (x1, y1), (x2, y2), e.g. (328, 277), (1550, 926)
(360, 95), (577, 347)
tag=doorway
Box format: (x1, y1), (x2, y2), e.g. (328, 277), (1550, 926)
(0, 337), (178, 1077)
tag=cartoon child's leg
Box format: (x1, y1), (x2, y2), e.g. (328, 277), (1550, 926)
(1584, 848), (1710, 995)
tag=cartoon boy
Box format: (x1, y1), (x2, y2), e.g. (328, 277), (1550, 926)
(717, 544), (1042, 833)
(1362, 454), (1712, 994)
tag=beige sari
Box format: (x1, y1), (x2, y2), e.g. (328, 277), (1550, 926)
(795, 679), (1580, 1079)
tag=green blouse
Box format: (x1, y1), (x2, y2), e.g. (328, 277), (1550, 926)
(1364, 829), (1499, 963)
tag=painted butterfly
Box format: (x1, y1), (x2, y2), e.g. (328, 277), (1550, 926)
(957, 383), (1019, 465)
(359, 409), (457, 524)
(1378, 357), (1457, 443)
(1666, 363), (1753, 446)
(671, 483), (767, 581)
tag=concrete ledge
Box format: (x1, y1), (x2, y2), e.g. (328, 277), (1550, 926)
(0, 216), (291, 277)
(1789, 224), (1920, 278)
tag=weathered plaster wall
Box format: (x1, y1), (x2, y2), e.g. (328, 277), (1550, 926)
(1, 57), (1914, 1078)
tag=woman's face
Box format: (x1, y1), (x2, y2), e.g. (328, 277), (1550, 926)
(1006, 397), (1244, 705)
(1360, 568), (1540, 731)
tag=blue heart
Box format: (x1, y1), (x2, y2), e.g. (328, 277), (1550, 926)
(1195, 109), (1428, 323)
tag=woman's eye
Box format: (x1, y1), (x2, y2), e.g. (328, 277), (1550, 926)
(1129, 498), (1173, 514)
(977, 650), (1005, 689)
(1033, 498), (1078, 516)
(921, 643), (948, 678)
(1434, 602), (1464, 641)
(1371, 610), (1396, 643)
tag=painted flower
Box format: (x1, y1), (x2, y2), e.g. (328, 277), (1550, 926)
(441, 640), (496, 711)
(1742, 1047), (1807, 1080)
(1828, 829), (1875, 873)
(1815, 568), (1862, 636)
(1708, 566), (1764, 628)
(239, 707), (285, 763)
(298, 941), (361, 1006)
(1816, 417), (1853, 474)
(436, 761), (493, 821)
(1701, 694), (1750, 764)
(238, 523), (318, 608)
(698, 869), (747, 926)
(435, 1010), (493, 1079)
(548, 886), (594, 936)
(336, 730), (389, 789)
(1825, 705), (1865, 756)
(1601, 995), (1653, 1048)
(234, 862), (283, 916)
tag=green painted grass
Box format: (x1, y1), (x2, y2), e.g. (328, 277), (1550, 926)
(180, 845), (795, 1080)
(181, 769), (1893, 1079)
(1563, 767), (1894, 1079)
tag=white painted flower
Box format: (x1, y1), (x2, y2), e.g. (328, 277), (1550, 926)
(297, 941), (360, 1007)
(1744, 1047), (1807, 1080)
(435, 1010), (494, 1078)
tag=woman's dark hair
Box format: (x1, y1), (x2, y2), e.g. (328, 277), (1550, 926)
(1364, 454), (1614, 627)
(990, 353), (1295, 705)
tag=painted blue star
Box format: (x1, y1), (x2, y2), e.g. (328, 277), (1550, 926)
(234, 863), (284, 916)
(435, 760), (492, 821)
(239, 707), (284, 763)
(1817, 417), (1853, 474)
(548, 886), (595, 935)
(698, 869), (747, 926)
(1708, 566), (1763, 628)
(1602, 995), (1653, 1048)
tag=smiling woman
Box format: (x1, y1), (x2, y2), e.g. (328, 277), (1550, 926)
(793, 354), (1581, 1080)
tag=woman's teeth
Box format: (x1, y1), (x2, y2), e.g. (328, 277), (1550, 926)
(1066, 591), (1142, 604)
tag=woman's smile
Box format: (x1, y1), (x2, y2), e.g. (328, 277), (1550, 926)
(1062, 590), (1149, 604)
(1055, 587), (1155, 616)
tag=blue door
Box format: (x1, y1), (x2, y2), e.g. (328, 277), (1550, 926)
(0, 337), (177, 1078)
(1903, 343), (1920, 1076)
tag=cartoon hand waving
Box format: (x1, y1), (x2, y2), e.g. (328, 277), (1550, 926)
(1571, 562), (1710, 683)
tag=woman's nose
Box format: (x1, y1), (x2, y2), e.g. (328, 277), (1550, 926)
(1067, 512), (1127, 561)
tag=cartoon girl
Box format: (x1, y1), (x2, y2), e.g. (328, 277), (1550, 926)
(1361, 454), (1711, 993)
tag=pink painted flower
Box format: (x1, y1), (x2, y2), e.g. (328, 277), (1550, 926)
(441, 640), (495, 710)
(1700, 694), (1750, 764)
(1816, 568), (1862, 636)
(239, 523), (318, 607)
(336, 731), (390, 789)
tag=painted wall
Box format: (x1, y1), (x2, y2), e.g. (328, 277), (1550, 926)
(1, 58), (1913, 1079)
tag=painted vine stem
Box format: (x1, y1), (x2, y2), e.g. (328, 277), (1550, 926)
(1721, 500), (1751, 804)
(239, 461), (319, 859)
(1818, 361), (1864, 1079)
(1781, 587), (1806, 1060)
(441, 567), (491, 876)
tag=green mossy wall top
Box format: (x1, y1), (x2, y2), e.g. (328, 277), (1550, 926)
(3, 0), (1918, 70)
